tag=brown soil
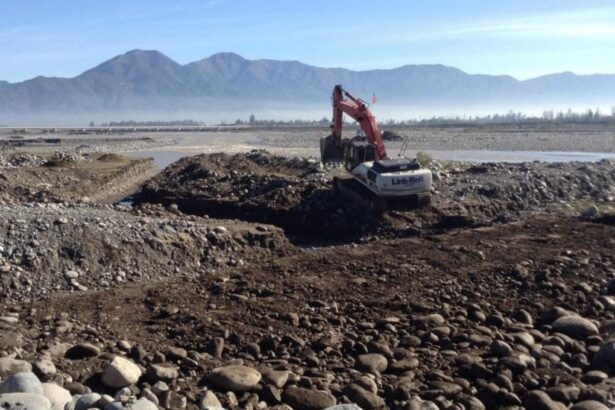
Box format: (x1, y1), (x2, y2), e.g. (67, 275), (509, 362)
(7, 213), (615, 408)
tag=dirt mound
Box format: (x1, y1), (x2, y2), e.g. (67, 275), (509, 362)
(431, 160), (615, 222)
(138, 151), (386, 242)
(0, 203), (293, 301)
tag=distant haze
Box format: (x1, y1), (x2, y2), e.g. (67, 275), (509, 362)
(1, 50), (615, 126)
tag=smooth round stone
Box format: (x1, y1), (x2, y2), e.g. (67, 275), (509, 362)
(282, 386), (336, 410)
(103, 402), (126, 410)
(428, 380), (463, 397)
(101, 356), (142, 388)
(132, 398), (158, 410)
(74, 393), (101, 410)
(552, 316), (598, 339)
(146, 364), (179, 382)
(65, 343), (101, 360)
(582, 370), (608, 384)
(355, 354), (388, 374)
(546, 385), (580, 404)
(264, 370), (290, 389)
(98, 394), (114, 408)
(0, 393), (51, 410)
(199, 391), (222, 408)
(523, 390), (567, 410)
(139, 389), (158, 406)
(207, 365), (261, 392)
(490, 340), (513, 357)
(41, 383), (71, 410)
(341, 383), (385, 410)
(0, 331), (23, 351)
(65, 395), (80, 410)
(0, 372), (43, 395)
(570, 401), (609, 410)
(407, 398), (439, 410)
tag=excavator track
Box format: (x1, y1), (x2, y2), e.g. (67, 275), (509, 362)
(334, 177), (430, 213)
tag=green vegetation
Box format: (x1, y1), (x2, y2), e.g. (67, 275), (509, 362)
(416, 151), (433, 167)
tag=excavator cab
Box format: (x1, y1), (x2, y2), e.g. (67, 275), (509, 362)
(343, 136), (376, 172)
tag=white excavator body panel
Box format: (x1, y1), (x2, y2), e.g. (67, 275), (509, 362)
(350, 160), (433, 197)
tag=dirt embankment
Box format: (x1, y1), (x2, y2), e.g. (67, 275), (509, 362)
(0, 203), (293, 301)
(0, 153), (159, 204)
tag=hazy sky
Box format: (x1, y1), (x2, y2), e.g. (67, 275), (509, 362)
(2, 0), (615, 83)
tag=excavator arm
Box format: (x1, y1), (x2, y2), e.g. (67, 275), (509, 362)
(330, 85), (388, 160)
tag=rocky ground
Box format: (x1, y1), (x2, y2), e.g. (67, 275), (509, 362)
(0, 147), (614, 410)
(0, 130), (174, 156)
(252, 124), (615, 153)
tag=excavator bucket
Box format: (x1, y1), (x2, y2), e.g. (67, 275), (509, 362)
(320, 134), (345, 163)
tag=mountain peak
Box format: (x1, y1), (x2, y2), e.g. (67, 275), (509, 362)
(107, 49), (175, 64)
(189, 52), (247, 67)
(79, 49), (182, 79)
(207, 52), (246, 61)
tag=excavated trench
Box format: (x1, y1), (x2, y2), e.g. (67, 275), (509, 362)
(134, 151), (615, 244)
(133, 151), (430, 244)
(137, 186), (384, 243)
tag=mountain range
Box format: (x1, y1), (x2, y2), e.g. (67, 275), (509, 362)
(1, 49), (615, 124)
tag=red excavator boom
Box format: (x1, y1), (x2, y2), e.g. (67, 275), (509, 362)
(330, 85), (388, 160)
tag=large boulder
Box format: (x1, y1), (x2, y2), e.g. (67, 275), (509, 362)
(0, 372), (43, 394)
(0, 392), (51, 410)
(101, 356), (142, 388)
(207, 365), (261, 392)
(41, 383), (72, 410)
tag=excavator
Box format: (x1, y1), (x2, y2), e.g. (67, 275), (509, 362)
(320, 85), (432, 210)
